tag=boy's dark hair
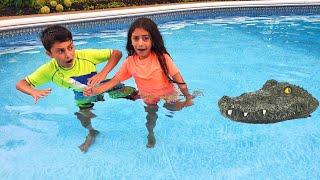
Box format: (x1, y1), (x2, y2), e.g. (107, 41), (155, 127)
(40, 25), (73, 52)
(126, 17), (179, 84)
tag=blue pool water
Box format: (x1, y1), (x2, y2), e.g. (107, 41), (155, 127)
(1, 10), (320, 179)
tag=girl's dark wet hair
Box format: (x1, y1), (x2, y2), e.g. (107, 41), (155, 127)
(40, 25), (73, 52)
(126, 17), (180, 84)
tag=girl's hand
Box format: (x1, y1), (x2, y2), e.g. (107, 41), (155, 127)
(84, 86), (98, 97)
(184, 96), (194, 107)
(183, 90), (203, 107)
(164, 95), (194, 111)
(87, 72), (107, 87)
(31, 88), (52, 103)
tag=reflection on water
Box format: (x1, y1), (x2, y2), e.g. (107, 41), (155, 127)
(5, 105), (69, 115)
(0, 140), (26, 151)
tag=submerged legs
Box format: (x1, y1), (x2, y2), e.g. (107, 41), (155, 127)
(144, 104), (159, 148)
(74, 108), (99, 153)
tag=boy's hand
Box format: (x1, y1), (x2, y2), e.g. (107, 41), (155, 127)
(87, 72), (107, 87)
(31, 88), (52, 103)
(84, 86), (98, 97)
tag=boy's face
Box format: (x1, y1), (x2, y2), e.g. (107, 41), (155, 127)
(47, 40), (75, 68)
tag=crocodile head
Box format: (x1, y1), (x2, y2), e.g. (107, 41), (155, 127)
(218, 79), (319, 123)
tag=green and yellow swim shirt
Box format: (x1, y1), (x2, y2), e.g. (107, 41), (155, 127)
(26, 49), (113, 108)
(26, 49), (112, 89)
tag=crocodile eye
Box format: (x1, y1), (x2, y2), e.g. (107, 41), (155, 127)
(284, 86), (292, 94)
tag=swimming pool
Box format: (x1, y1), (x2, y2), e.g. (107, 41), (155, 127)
(1, 4), (320, 179)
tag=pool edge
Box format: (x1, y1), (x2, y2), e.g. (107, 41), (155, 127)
(1, 0), (320, 31)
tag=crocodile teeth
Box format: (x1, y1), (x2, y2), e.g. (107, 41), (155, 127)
(263, 110), (266, 115)
(227, 110), (232, 115)
(244, 112), (248, 117)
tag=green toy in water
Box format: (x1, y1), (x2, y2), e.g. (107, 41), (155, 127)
(107, 86), (140, 100)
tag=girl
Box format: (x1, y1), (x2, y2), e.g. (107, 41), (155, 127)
(84, 17), (193, 148)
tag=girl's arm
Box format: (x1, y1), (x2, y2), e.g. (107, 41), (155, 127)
(164, 54), (192, 100)
(170, 73), (193, 108)
(172, 73), (192, 100)
(84, 77), (120, 96)
(87, 50), (122, 86)
(172, 73), (194, 107)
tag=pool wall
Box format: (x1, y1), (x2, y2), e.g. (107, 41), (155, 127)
(0, 0), (320, 41)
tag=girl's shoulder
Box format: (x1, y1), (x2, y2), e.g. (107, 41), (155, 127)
(163, 53), (173, 62)
(163, 53), (170, 58)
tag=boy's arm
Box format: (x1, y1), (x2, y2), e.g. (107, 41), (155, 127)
(16, 79), (52, 103)
(87, 50), (122, 86)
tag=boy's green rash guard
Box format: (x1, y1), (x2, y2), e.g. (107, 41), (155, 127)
(26, 49), (112, 89)
(25, 49), (112, 108)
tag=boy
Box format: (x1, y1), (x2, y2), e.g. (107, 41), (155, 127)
(16, 25), (136, 153)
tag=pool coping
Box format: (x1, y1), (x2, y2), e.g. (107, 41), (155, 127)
(1, 0), (320, 32)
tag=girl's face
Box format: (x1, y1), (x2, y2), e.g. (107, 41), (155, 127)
(131, 28), (152, 60)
